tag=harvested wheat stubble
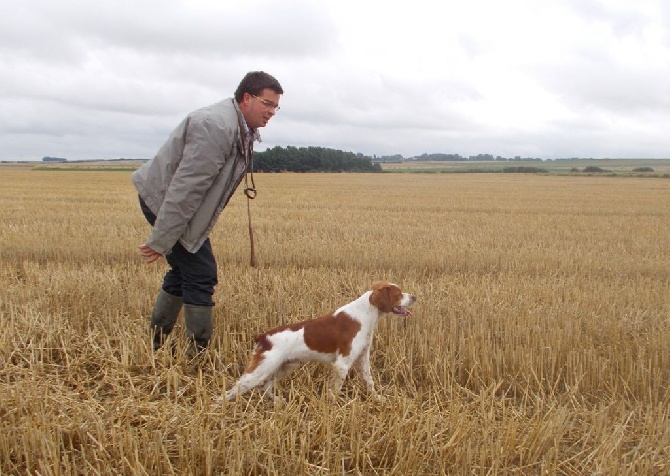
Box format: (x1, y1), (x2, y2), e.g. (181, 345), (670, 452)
(1, 168), (669, 475)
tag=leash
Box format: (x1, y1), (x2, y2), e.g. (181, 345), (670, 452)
(244, 160), (257, 267)
(239, 113), (258, 268)
(235, 99), (258, 267)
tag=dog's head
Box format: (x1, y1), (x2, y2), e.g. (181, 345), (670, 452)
(369, 281), (416, 316)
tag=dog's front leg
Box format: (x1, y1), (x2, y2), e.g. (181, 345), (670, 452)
(355, 347), (383, 401)
(328, 360), (350, 402)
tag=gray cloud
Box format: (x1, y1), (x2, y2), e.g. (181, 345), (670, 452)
(1, 0), (668, 161)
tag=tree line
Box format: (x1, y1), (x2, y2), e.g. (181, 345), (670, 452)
(253, 146), (381, 172)
(413, 153), (544, 162)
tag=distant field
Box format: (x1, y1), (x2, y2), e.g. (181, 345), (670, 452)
(1, 168), (669, 474)
(6, 158), (670, 176)
(379, 158), (670, 175)
(25, 159), (144, 172)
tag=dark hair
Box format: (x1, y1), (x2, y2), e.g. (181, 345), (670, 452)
(234, 71), (283, 102)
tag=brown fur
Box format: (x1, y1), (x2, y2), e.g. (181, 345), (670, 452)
(255, 311), (362, 356)
(370, 282), (403, 312)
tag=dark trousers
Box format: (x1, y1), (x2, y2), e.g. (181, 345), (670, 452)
(139, 196), (217, 306)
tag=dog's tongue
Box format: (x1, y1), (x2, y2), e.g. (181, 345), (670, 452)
(393, 306), (411, 317)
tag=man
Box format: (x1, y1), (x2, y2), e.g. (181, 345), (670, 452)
(132, 71), (283, 355)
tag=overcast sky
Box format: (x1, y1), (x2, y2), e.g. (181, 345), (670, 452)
(2, 0), (669, 161)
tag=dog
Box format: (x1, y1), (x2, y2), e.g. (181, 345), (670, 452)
(225, 281), (416, 402)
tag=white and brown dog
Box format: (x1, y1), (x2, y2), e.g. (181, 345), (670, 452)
(225, 282), (416, 402)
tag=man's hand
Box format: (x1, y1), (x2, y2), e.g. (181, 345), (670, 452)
(138, 244), (163, 263)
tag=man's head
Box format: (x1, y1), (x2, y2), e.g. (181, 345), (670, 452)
(235, 71), (283, 130)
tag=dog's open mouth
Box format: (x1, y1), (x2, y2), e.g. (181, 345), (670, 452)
(392, 306), (412, 317)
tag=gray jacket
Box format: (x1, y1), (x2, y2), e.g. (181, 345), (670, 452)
(132, 98), (259, 254)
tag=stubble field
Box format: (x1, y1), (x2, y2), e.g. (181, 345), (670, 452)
(1, 166), (669, 475)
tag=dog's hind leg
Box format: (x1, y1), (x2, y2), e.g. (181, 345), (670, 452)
(226, 355), (284, 401)
(262, 361), (300, 402)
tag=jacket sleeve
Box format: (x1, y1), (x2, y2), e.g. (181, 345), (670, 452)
(146, 116), (235, 254)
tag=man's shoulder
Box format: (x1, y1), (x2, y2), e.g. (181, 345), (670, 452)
(184, 99), (240, 139)
(183, 99), (241, 151)
(190, 98), (236, 121)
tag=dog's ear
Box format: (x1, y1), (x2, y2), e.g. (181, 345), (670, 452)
(371, 281), (386, 291)
(371, 281), (394, 291)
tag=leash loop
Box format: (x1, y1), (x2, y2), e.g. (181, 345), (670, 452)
(244, 186), (257, 199)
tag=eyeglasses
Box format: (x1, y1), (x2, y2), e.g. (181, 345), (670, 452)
(250, 94), (281, 111)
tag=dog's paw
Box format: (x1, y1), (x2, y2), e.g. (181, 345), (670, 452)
(371, 392), (387, 402)
(272, 395), (287, 407)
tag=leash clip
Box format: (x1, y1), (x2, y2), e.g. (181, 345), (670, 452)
(244, 187), (257, 199)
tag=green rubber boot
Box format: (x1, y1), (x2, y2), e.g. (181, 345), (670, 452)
(150, 289), (183, 351)
(184, 304), (213, 356)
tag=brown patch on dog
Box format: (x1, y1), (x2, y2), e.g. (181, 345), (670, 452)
(302, 312), (362, 356)
(260, 311), (362, 357)
(369, 282), (402, 313)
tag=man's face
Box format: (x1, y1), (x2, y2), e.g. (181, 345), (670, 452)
(241, 88), (281, 129)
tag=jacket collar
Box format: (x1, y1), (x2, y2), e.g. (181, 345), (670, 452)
(232, 98), (262, 144)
